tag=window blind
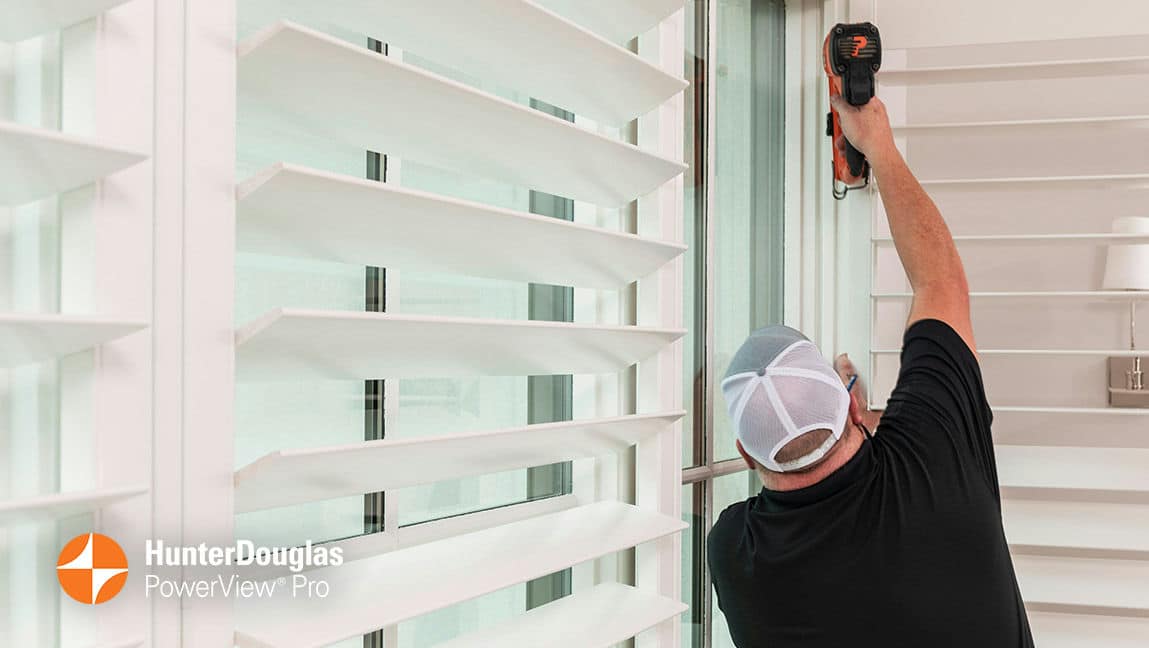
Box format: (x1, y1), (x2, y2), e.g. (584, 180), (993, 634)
(232, 1), (689, 646)
(0, 1), (155, 646)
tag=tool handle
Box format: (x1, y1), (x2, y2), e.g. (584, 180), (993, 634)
(844, 138), (867, 178)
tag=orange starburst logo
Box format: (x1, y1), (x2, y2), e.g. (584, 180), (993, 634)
(57, 533), (129, 604)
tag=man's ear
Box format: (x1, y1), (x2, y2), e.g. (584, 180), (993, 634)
(848, 391), (864, 426)
(735, 440), (757, 470)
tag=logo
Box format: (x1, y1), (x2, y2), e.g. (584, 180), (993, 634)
(57, 533), (129, 604)
(850, 35), (869, 57)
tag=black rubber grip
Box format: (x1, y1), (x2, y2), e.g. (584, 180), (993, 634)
(845, 138), (866, 178)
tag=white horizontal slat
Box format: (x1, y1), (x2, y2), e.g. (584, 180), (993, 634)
(536, 0), (684, 44)
(872, 290), (1148, 301)
(80, 639), (144, 648)
(243, 0), (685, 126)
(0, 486), (147, 527)
(0, 0), (133, 42)
(236, 309), (683, 381)
(997, 446), (1149, 501)
(0, 121), (146, 206)
(393, 494), (578, 554)
(880, 55), (1149, 86)
(1015, 554), (1149, 614)
(1029, 611), (1149, 648)
(873, 348), (1144, 357)
(893, 114), (1149, 136)
(919, 173), (1149, 191)
(1003, 499), (1149, 558)
(994, 406), (1149, 417)
(873, 233), (1149, 245)
(0, 313), (147, 368)
(238, 496), (580, 583)
(433, 582), (687, 648)
(237, 164), (685, 289)
(238, 22), (684, 208)
(234, 501), (686, 647)
(235, 411), (684, 513)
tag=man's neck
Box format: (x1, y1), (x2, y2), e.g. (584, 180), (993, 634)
(758, 423), (865, 491)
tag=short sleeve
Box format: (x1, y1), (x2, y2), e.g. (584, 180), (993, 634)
(879, 319), (998, 492)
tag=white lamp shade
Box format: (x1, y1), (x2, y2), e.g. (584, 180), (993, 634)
(1103, 217), (1149, 291)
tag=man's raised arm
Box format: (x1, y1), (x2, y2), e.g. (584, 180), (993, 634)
(830, 95), (976, 354)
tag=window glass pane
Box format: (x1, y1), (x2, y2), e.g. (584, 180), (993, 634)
(392, 97), (574, 530)
(682, 482), (705, 647)
(233, 19), (382, 547)
(712, 0), (786, 461)
(683, 0), (707, 469)
(710, 470), (759, 648)
(392, 270), (533, 528)
(397, 581), (527, 647)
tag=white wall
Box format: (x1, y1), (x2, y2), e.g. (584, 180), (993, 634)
(876, 0), (1149, 48)
(861, 0), (1149, 643)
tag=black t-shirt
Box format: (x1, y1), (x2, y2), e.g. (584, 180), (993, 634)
(708, 319), (1034, 648)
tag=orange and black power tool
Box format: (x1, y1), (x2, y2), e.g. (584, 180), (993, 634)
(824, 22), (882, 200)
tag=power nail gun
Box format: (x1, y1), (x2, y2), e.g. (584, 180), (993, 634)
(824, 22), (882, 200)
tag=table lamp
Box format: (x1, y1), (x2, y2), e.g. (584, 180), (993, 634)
(1103, 216), (1149, 405)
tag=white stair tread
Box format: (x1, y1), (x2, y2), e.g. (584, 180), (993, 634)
(0, 0), (134, 42)
(536, 0), (685, 44)
(434, 582), (686, 648)
(994, 406), (1149, 417)
(243, 0), (684, 126)
(234, 501), (686, 647)
(873, 290), (1148, 301)
(237, 164), (685, 289)
(1015, 554), (1149, 612)
(997, 446), (1149, 498)
(874, 233), (1149, 245)
(235, 309), (683, 381)
(1028, 611), (1149, 648)
(881, 55), (1149, 85)
(81, 639), (144, 648)
(873, 348), (1144, 357)
(894, 114), (1149, 135)
(0, 313), (147, 368)
(919, 173), (1149, 190)
(238, 21), (684, 208)
(1003, 499), (1149, 556)
(0, 486), (147, 526)
(0, 121), (146, 206)
(235, 411), (684, 513)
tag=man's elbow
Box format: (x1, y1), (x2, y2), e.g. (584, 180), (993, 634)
(914, 275), (968, 300)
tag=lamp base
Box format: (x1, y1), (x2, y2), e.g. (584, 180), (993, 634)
(1109, 356), (1149, 408)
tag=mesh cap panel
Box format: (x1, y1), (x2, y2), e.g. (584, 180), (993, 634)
(720, 326), (850, 472)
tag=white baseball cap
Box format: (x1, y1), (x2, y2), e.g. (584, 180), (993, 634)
(720, 325), (850, 472)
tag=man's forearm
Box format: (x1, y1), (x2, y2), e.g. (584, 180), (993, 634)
(828, 95), (976, 350)
(869, 145), (968, 300)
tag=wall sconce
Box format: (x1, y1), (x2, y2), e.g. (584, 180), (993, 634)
(1103, 217), (1149, 407)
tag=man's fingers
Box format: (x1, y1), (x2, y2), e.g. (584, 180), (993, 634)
(829, 94), (852, 112)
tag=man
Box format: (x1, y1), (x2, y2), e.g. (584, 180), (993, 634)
(707, 95), (1034, 647)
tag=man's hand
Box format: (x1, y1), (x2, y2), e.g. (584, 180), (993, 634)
(829, 95), (897, 165)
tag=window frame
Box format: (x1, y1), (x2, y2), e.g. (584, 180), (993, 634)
(681, 0), (809, 646)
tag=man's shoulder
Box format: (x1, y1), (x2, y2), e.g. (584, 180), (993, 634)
(713, 496), (753, 532)
(706, 496), (755, 568)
